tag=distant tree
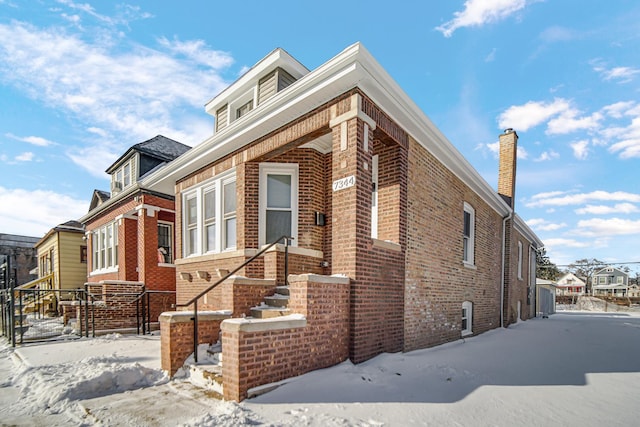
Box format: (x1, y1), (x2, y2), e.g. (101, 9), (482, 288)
(567, 258), (607, 293)
(536, 248), (560, 280)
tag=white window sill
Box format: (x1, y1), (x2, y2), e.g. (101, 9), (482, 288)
(158, 263), (175, 268)
(89, 266), (118, 276)
(463, 261), (477, 270)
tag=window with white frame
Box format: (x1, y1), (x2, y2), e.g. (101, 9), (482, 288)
(91, 221), (118, 272)
(463, 202), (475, 265)
(371, 154), (379, 239)
(616, 275), (624, 284)
(112, 158), (134, 194)
(182, 171), (237, 257)
(462, 301), (473, 336)
(158, 222), (173, 264)
(259, 163), (298, 246)
(517, 241), (523, 279)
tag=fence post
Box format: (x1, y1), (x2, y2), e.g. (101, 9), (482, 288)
(193, 299), (198, 363)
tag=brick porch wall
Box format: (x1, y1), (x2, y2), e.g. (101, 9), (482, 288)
(73, 281), (144, 334)
(159, 311), (231, 376)
(221, 273), (350, 401)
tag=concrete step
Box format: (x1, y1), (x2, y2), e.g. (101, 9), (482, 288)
(250, 305), (291, 318)
(275, 286), (290, 296)
(264, 294), (289, 308)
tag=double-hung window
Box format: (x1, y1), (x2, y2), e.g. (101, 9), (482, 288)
(91, 221), (118, 272)
(463, 202), (475, 266)
(158, 223), (173, 264)
(517, 241), (523, 279)
(259, 163), (298, 246)
(182, 171), (237, 257)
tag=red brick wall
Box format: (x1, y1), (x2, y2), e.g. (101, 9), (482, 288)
(504, 227), (533, 325)
(160, 311), (230, 376)
(75, 282), (143, 333)
(221, 274), (349, 401)
(404, 136), (504, 351)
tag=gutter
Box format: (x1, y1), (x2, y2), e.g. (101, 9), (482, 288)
(501, 211), (512, 328)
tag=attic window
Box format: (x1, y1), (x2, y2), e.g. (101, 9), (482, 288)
(236, 99), (253, 119)
(112, 158), (134, 194)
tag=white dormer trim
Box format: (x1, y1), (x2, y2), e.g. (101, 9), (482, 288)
(205, 48), (309, 116)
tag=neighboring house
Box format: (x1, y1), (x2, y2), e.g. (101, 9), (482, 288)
(78, 135), (191, 329)
(592, 267), (629, 297)
(0, 234), (39, 287)
(145, 43), (543, 400)
(628, 284), (640, 298)
(535, 278), (557, 316)
(15, 221), (85, 314)
(555, 272), (586, 296)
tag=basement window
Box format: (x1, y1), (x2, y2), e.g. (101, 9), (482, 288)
(462, 301), (473, 336)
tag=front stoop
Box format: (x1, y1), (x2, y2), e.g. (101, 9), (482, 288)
(183, 342), (224, 399)
(249, 286), (290, 318)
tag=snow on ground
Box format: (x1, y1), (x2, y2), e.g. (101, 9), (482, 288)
(1, 306), (640, 426)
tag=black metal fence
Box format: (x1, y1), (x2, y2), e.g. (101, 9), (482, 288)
(1, 287), (174, 346)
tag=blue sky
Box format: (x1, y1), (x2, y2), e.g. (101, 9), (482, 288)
(1, 0), (639, 272)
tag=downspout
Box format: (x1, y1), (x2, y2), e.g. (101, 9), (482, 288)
(501, 211), (512, 328)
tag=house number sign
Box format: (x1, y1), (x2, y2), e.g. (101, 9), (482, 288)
(332, 175), (356, 192)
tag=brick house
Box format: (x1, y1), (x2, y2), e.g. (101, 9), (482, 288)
(78, 135), (190, 332)
(147, 43), (543, 400)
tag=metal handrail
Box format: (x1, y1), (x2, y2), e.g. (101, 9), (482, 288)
(176, 235), (292, 362)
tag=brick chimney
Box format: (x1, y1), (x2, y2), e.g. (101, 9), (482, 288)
(498, 128), (518, 208)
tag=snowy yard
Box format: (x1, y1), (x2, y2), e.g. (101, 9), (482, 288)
(1, 309), (639, 426)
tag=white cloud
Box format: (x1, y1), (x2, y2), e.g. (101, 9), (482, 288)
(527, 218), (567, 231)
(538, 26), (578, 43)
(0, 186), (87, 236)
(526, 190), (640, 208)
(534, 150), (559, 162)
(570, 140), (590, 160)
(0, 19), (232, 176)
(498, 98), (570, 132)
(606, 115), (640, 159)
(15, 152), (34, 162)
(542, 237), (594, 249)
(485, 48), (497, 62)
(435, 0), (528, 38)
(592, 59), (640, 83)
(575, 203), (639, 215)
(6, 133), (56, 147)
(602, 101), (636, 119)
(576, 218), (640, 237)
(547, 111), (603, 135)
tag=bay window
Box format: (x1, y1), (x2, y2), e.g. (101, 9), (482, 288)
(182, 171), (237, 257)
(91, 221), (118, 272)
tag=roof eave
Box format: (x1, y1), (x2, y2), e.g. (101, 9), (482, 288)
(145, 42), (515, 217)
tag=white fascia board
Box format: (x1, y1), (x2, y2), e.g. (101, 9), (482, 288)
(353, 46), (511, 216)
(204, 47), (310, 115)
(514, 214), (544, 247)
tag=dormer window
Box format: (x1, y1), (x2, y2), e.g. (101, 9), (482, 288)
(111, 158), (135, 194)
(236, 99), (253, 118)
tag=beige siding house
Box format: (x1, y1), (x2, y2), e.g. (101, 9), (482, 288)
(25, 220), (86, 294)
